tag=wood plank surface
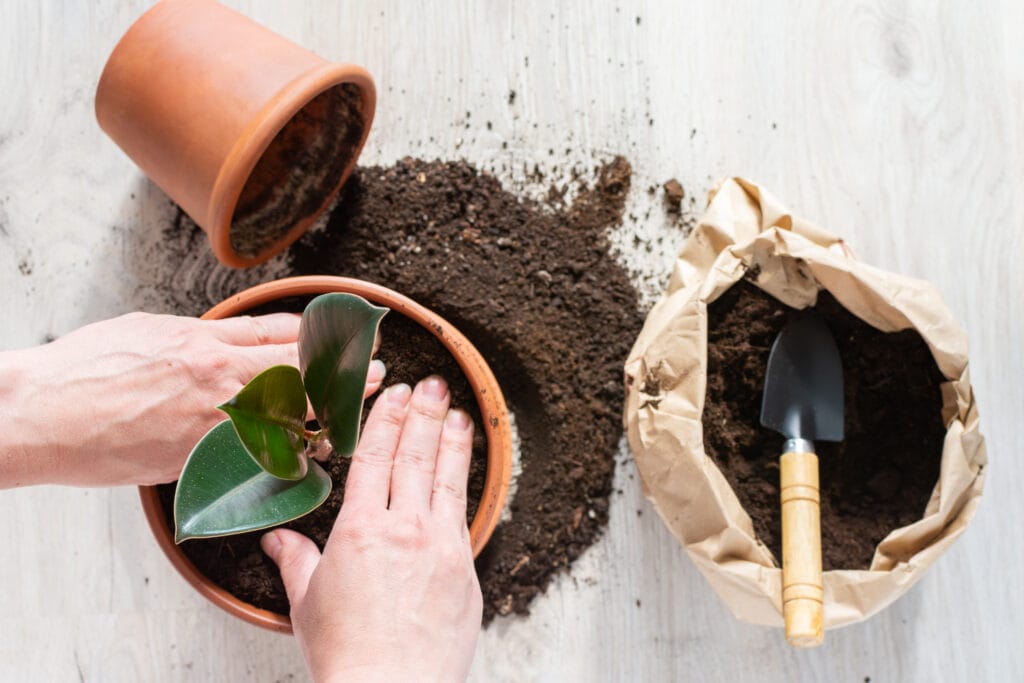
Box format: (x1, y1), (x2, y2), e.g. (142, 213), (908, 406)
(1, 1), (1021, 681)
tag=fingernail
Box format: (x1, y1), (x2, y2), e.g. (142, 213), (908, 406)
(421, 376), (449, 401)
(368, 359), (386, 382)
(260, 531), (282, 559)
(446, 409), (472, 431)
(386, 383), (412, 405)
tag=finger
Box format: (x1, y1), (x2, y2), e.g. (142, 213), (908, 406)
(431, 409), (474, 524)
(212, 313), (301, 346)
(261, 529), (321, 610)
(389, 376), (450, 513)
(364, 359), (386, 398)
(235, 342), (301, 380)
(342, 383), (412, 510)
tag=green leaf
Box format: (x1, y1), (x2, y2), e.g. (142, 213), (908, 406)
(299, 293), (388, 457)
(174, 420), (331, 543)
(218, 365), (308, 480)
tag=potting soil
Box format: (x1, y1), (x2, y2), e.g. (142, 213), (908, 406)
(150, 156), (644, 623)
(704, 279), (947, 570)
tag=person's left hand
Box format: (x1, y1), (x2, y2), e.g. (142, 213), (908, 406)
(261, 377), (483, 682)
(0, 312), (385, 488)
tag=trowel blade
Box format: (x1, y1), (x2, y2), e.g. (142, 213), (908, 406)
(760, 309), (844, 443)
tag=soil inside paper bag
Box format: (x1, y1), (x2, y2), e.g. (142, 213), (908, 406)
(704, 279), (946, 570)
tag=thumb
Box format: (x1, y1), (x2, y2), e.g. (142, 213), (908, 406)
(261, 529), (321, 610)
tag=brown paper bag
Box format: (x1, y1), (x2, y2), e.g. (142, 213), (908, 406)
(623, 178), (986, 628)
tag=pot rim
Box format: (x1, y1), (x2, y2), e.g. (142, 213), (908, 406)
(139, 275), (513, 633)
(207, 65), (376, 268)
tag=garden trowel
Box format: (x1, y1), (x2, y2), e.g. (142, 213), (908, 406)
(760, 309), (844, 648)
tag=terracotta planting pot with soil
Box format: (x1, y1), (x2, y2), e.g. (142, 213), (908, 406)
(140, 275), (513, 632)
(95, 0), (375, 268)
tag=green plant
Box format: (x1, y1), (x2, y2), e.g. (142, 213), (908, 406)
(174, 293), (388, 542)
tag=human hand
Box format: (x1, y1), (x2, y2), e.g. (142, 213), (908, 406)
(0, 312), (385, 488)
(261, 377), (482, 683)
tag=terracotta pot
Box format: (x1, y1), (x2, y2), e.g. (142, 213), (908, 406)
(95, 0), (375, 268)
(139, 276), (513, 633)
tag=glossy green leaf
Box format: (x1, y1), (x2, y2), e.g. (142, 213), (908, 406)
(218, 365), (308, 480)
(299, 293), (388, 457)
(174, 420), (331, 543)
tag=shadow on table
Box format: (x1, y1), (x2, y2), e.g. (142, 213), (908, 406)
(116, 175), (290, 316)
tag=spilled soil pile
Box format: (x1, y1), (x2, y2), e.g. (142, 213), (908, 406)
(703, 279), (946, 570)
(150, 157), (643, 622)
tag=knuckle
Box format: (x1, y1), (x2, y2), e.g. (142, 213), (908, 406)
(374, 403), (408, 429)
(192, 349), (235, 386)
(410, 400), (447, 422)
(335, 519), (372, 550)
(387, 516), (428, 551)
(279, 548), (307, 573)
(439, 543), (470, 579)
(351, 442), (394, 468)
(432, 481), (467, 505)
(394, 445), (435, 472)
(440, 430), (473, 456)
(245, 316), (272, 345)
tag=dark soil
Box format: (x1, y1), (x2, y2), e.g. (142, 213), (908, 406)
(158, 309), (487, 615)
(703, 279), (947, 570)
(149, 157), (642, 623)
(231, 83), (365, 260)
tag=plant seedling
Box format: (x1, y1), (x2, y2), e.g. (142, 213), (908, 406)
(173, 293), (388, 543)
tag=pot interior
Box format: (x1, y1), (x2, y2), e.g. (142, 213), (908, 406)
(230, 82), (366, 260)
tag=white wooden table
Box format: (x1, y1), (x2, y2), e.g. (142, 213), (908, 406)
(1, 2), (1022, 680)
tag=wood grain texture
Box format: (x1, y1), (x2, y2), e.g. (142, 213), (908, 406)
(1, 1), (1022, 681)
(780, 451), (824, 647)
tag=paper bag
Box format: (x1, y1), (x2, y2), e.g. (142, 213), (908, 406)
(623, 178), (986, 628)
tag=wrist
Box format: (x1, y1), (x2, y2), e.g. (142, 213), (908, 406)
(320, 664), (422, 683)
(316, 655), (467, 683)
(0, 347), (52, 488)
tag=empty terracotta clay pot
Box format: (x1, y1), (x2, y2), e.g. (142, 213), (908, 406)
(96, 0), (375, 268)
(139, 276), (513, 632)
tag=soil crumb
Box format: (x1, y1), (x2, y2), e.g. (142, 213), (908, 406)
(663, 178), (684, 212)
(703, 280), (946, 570)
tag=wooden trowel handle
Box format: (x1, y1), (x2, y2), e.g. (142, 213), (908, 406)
(780, 449), (824, 647)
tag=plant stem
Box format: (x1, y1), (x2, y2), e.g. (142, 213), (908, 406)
(305, 432), (333, 463)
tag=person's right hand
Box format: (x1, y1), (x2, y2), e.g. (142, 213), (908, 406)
(0, 311), (385, 489)
(261, 376), (482, 683)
